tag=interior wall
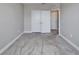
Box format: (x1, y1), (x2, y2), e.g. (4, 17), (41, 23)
(24, 3), (60, 32)
(60, 3), (79, 47)
(0, 3), (24, 49)
(24, 5), (31, 32)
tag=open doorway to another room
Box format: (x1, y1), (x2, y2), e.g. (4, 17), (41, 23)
(50, 9), (59, 35)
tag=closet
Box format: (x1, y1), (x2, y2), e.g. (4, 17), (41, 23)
(31, 10), (51, 33)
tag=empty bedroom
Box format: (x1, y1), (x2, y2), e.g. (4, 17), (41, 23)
(0, 3), (79, 55)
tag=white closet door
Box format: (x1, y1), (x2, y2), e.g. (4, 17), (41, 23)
(31, 10), (41, 32)
(41, 11), (51, 33)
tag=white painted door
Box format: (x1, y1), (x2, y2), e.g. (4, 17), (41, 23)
(31, 10), (41, 32)
(41, 11), (51, 33)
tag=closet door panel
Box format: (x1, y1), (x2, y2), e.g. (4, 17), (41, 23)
(31, 10), (41, 32)
(41, 11), (51, 33)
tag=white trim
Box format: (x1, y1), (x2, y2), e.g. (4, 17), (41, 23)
(0, 32), (24, 54)
(59, 34), (79, 51)
(24, 31), (32, 33)
(58, 9), (61, 35)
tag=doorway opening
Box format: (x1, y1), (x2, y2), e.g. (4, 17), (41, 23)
(50, 10), (59, 35)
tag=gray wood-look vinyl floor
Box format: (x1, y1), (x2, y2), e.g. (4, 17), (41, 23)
(2, 31), (79, 55)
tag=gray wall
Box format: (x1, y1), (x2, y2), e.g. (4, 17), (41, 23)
(0, 4), (24, 49)
(60, 3), (79, 47)
(24, 3), (60, 32)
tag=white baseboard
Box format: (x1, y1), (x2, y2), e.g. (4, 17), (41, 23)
(59, 34), (79, 51)
(24, 31), (32, 33)
(0, 32), (24, 54)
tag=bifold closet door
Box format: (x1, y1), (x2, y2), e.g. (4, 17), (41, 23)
(41, 11), (51, 33)
(31, 10), (51, 33)
(31, 10), (41, 32)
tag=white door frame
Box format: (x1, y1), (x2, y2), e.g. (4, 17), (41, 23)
(58, 9), (60, 35)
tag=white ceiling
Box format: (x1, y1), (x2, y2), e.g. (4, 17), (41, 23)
(24, 3), (60, 6)
(24, 3), (60, 10)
